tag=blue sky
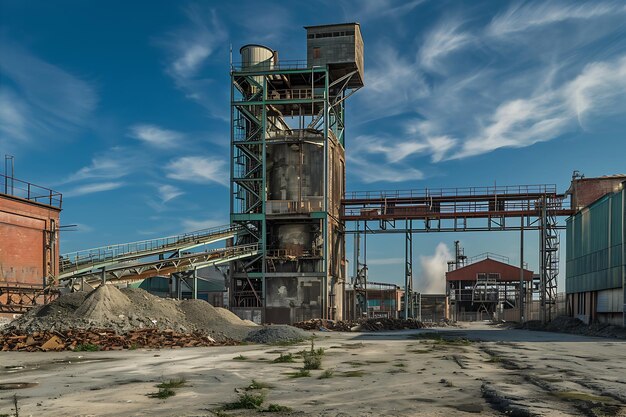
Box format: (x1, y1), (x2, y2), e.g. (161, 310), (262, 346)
(2, 0), (626, 292)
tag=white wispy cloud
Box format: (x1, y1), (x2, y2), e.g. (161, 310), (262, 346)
(63, 182), (124, 197)
(128, 124), (183, 148)
(451, 54), (626, 159)
(158, 184), (184, 203)
(0, 41), (97, 144)
(338, 0), (425, 22)
(181, 217), (227, 232)
(488, 1), (626, 37)
(0, 89), (29, 145)
(419, 20), (472, 71)
(348, 155), (424, 184)
(158, 5), (227, 119)
(166, 155), (228, 187)
(358, 43), (430, 120)
(63, 147), (138, 183)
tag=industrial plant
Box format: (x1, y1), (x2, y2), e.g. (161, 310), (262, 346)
(1, 20), (625, 417)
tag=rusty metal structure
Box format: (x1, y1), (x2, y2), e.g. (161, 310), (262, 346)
(229, 23), (363, 323)
(341, 185), (575, 323)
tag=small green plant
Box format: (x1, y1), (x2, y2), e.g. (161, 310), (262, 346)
(247, 379), (273, 390)
(288, 369), (311, 378)
(74, 343), (100, 352)
(302, 339), (323, 370)
(393, 363), (406, 368)
(318, 369), (334, 379)
(265, 403), (293, 412)
(222, 392), (266, 410)
(233, 354), (249, 361)
(128, 343), (139, 350)
(156, 377), (186, 389)
(147, 387), (176, 399)
(273, 353), (295, 363)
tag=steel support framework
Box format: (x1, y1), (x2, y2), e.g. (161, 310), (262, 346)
(341, 184), (574, 323)
(230, 61), (359, 319)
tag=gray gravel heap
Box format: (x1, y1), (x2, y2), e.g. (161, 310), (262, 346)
(244, 325), (309, 344)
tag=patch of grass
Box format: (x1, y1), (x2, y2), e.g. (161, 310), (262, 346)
(393, 363), (406, 368)
(264, 403), (293, 412)
(246, 379), (273, 390)
(211, 410), (228, 417)
(222, 392), (266, 410)
(156, 377), (186, 389)
(233, 354), (249, 361)
(273, 353), (295, 363)
(147, 387), (176, 399)
(287, 369), (311, 378)
(302, 339), (323, 370)
(338, 370), (366, 378)
(74, 343), (100, 352)
(318, 369), (335, 379)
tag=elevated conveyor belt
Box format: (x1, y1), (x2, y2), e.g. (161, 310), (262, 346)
(60, 224), (241, 278)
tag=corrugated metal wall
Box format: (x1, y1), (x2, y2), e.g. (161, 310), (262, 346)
(566, 188), (625, 293)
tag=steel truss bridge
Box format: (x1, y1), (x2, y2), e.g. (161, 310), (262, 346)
(341, 184), (575, 323)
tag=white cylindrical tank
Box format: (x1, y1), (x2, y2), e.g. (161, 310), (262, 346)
(240, 44), (275, 71)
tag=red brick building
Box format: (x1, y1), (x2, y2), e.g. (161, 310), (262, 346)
(0, 175), (62, 314)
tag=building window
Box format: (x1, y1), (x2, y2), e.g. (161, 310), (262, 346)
(313, 47), (321, 59)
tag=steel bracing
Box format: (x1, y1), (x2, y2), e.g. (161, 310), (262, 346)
(230, 57), (361, 317)
(342, 184), (574, 323)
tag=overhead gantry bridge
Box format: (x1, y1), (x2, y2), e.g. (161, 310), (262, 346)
(341, 184), (575, 323)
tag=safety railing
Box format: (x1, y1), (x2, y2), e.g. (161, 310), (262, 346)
(344, 184), (559, 201)
(60, 224), (241, 272)
(231, 59), (316, 72)
(1, 173), (62, 208)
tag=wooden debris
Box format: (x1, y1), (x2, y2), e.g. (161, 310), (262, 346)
(0, 328), (238, 352)
(293, 318), (428, 332)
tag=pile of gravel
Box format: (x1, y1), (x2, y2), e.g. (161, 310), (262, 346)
(5, 286), (249, 341)
(245, 325), (309, 344)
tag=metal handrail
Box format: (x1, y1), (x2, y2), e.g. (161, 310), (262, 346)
(1, 173), (63, 208)
(344, 184), (559, 201)
(231, 59), (313, 72)
(60, 224), (241, 271)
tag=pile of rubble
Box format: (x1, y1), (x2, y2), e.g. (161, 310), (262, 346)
(293, 317), (428, 332)
(0, 285), (266, 350)
(3, 285), (255, 342)
(519, 316), (626, 339)
(1, 328), (236, 352)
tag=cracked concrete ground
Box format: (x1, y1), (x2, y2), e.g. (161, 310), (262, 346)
(0, 322), (624, 416)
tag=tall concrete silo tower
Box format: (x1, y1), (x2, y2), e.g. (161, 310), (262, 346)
(229, 23), (364, 324)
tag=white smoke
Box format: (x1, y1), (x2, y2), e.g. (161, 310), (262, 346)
(417, 242), (452, 294)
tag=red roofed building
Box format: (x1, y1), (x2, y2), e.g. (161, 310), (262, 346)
(446, 255), (535, 321)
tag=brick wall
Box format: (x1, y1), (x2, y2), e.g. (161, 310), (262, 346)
(0, 194), (61, 285)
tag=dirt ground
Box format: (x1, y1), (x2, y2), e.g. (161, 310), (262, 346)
(1, 322), (625, 417)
